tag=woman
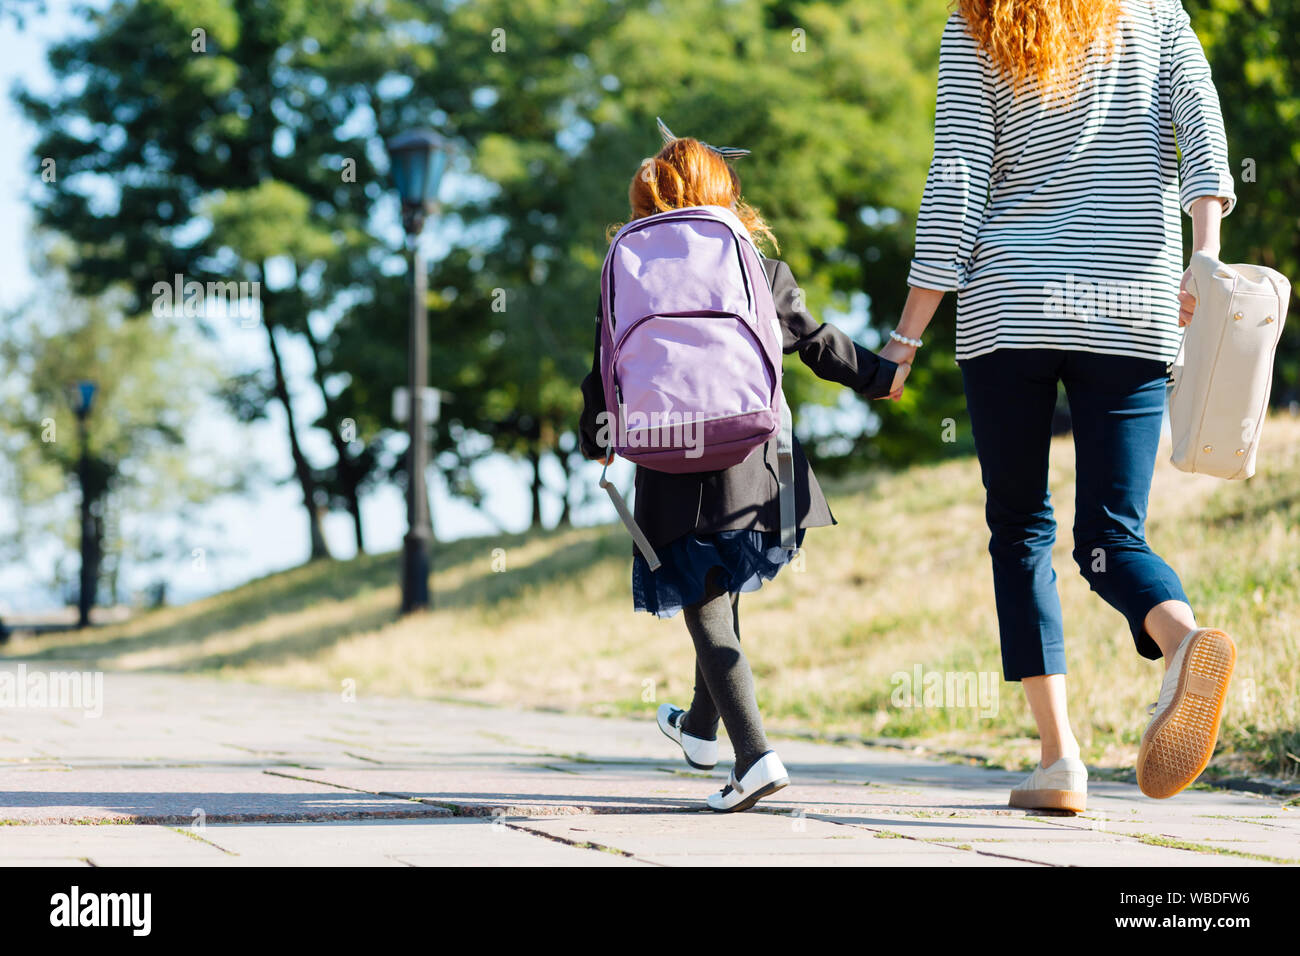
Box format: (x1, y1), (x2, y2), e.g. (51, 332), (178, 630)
(880, 0), (1237, 812)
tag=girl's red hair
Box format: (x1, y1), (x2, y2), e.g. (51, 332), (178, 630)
(609, 136), (778, 253)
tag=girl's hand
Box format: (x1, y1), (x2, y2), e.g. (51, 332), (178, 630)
(878, 340), (916, 401)
(884, 362), (912, 401)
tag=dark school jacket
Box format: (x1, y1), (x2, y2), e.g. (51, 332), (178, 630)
(578, 257), (898, 550)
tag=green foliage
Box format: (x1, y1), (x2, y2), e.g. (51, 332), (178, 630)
(0, 267), (233, 588)
(19, 0), (1293, 550)
(18, 0), (408, 554)
(204, 182), (337, 265)
(340, 0), (968, 510)
(1188, 0), (1300, 402)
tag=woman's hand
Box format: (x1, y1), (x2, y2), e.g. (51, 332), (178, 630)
(880, 339), (918, 368)
(1181, 196), (1224, 328)
(1178, 268), (1197, 327)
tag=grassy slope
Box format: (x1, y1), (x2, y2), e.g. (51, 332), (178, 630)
(10, 416), (1300, 780)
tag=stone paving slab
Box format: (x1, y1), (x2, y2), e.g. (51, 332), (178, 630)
(278, 765), (729, 815)
(1, 666), (1297, 866)
(200, 819), (644, 867)
(0, 767), (453, 824)
(0, 823), (225, 865)
(1025, 815), (1300, 863)
(516, 812), (1035, 866)
(935, 838), (1277, 867)
(0, 819), (645, 867)
(0, 858), (92, 867)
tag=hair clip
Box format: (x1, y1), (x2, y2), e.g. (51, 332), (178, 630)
(656, 116), (751, 159)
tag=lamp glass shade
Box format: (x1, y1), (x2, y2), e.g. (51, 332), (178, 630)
(72, 380), (97, 416)
(387, 129), (449, 207)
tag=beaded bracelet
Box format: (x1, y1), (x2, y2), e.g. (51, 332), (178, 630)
(889, 330), (923, 348)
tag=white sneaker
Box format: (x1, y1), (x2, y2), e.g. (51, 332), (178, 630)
(1008, 756), (1088, 813)
(707, 751), (789, 812)
(656, 703), (718, 770)
(1137, 628), (1236, 799)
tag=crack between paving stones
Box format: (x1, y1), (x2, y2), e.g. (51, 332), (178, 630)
(1023, 813), (1286, 860)
(166, 825), (239, 855)
(260, 767), (703, 818)
(261, 768), (459, 816)
(806, 806), (1296, 865)
(793, 810), (1057, 866)
(502, 821), (658, 865)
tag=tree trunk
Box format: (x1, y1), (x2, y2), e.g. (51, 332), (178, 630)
(299, 316), (365, 554)
(263, 315), (331, 561)
(350, 500), (365, 554)
(77, 486), (99, 628)
(556, 448), (573, 528)
(527, 447), (544, 530)
(75, 421), (106, 629)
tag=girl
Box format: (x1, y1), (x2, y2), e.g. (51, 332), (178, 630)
(882, 0), (1238, 811)
(579, 125), (909, 812)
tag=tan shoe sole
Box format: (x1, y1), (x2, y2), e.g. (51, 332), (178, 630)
(1137, 628), (1236, 800)
(1008, 788), (1086, 814)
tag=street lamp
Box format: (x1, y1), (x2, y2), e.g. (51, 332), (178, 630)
(386, 128), (450, 614)
(69, 380), (98, 628)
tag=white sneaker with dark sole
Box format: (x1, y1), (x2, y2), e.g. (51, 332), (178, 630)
(707, 751), (789, 813)
(1137, 628), (1236, 799)
(656, 703), (718, 770)
(1008, 756), (1088, 813)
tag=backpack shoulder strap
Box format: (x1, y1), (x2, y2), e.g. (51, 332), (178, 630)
(762, 258), (798, 553)
(600, 461), (660, 571)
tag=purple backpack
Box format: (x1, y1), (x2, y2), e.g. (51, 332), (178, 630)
(595, 205), (796, 569)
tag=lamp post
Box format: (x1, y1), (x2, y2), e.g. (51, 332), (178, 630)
(386, 128), (449, 614)
(70, 380), (98, 629)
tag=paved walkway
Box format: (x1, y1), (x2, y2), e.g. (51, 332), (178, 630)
(1, 665), (1296, 866)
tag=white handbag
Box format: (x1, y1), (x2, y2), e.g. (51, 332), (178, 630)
(1169, 251), (1290, 480)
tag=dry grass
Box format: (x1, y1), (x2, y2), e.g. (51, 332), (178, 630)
(10, 415), (1300, 779)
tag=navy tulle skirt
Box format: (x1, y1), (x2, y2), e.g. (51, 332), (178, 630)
(632, 527), (806, 618)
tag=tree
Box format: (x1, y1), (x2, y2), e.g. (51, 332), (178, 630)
(0, 263), (231, 620)
(1188, 0), (1300, 403)
(16, 0), (403, 560)
(406, 0), (964, 503)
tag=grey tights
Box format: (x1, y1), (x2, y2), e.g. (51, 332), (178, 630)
(680, 568), (769, 778)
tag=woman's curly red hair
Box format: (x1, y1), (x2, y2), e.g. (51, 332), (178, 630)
(956, 0), (1125, 102)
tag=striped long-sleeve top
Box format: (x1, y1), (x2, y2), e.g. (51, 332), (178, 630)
(908, 0), (1236, 363)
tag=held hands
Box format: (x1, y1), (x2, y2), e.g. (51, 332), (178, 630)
(879, 339), (918, 401)
(887, 362), (912, 401)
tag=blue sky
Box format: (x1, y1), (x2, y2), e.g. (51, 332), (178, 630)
(0, 0), (627, 613)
